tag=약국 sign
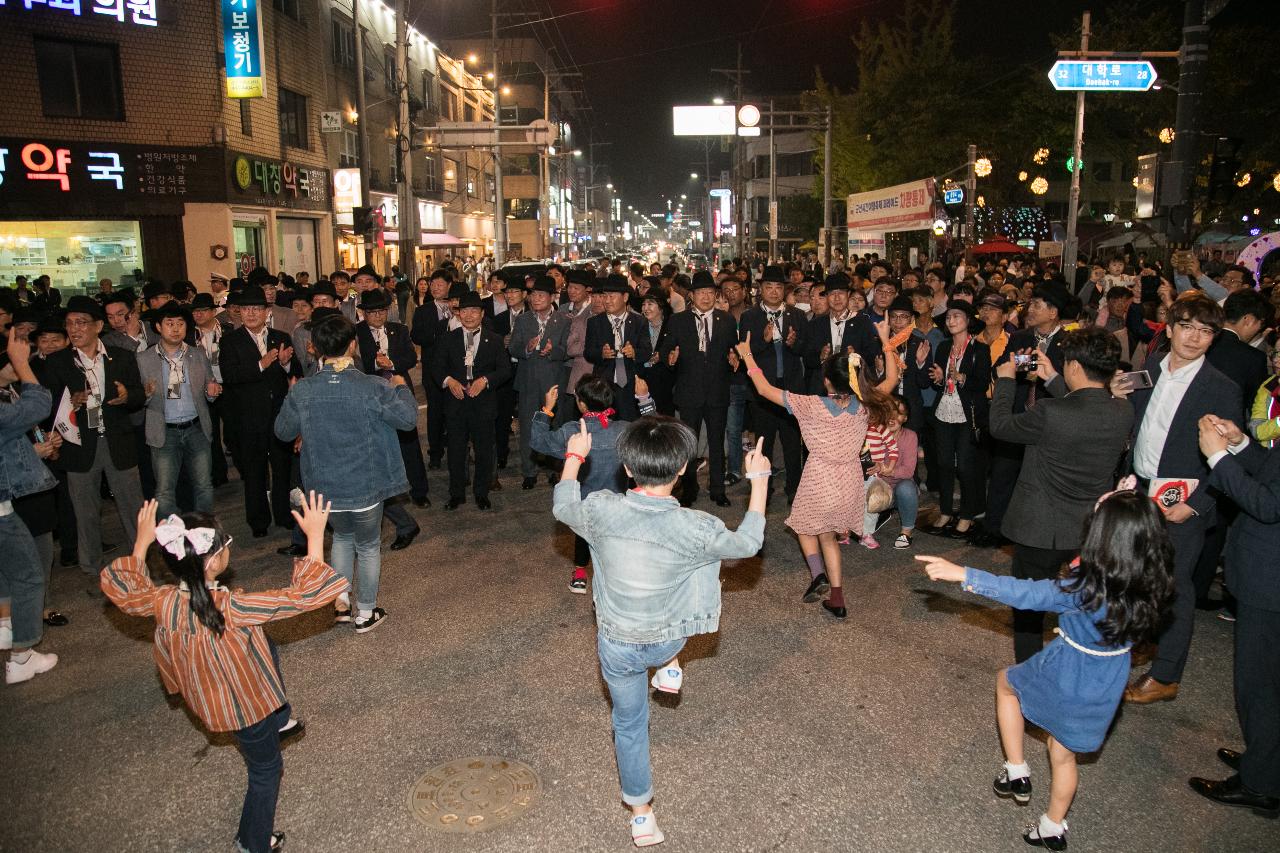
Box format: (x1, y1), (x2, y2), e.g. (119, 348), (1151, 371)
(222, 0), (263, 98)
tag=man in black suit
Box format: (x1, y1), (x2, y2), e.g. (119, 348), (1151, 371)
(989, 327), (1134, 661)
(37, 295), (145, 576)
(1122, 292), (1242, 704)
(739, 265), (807, 501)
(430, 291), (513, 510)
(218, 286), (302, 536)
(488, 278), (525, 470)
(190, 293), (234, 486)
(410, 269), (458, 468)
(802, 273), (881, 394)
(584, 274), (652, 421)
(1188, 415), (1280, 813)
(659, 270), (738, 506)
(356, 288), (429, 508)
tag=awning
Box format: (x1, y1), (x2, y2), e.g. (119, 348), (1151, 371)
(419, 232), (469, 247)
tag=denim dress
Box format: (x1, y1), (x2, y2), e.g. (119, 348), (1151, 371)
(962, 567), (1130, 753)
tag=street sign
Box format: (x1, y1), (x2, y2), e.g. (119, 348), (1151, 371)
(943, 187), (964, 205)
(1048, 60), (1157, 92)
(321, 111), (342, 133)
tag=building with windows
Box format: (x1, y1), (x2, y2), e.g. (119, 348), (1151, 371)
(1, 0), (335, 293)
(742, 128), (819, 260)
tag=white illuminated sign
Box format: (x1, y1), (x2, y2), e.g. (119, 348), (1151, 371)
(332, 168), (360, 225)
(1, 0), (158, 27)
(672, 105), (736, 137)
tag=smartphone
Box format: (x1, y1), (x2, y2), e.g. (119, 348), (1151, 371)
(1012, 353), (1038, 371)
(1114, 369), (1153, 390)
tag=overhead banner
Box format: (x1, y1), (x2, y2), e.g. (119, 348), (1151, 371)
(847, 178), (936, 233)
(222, 0), (264, 99)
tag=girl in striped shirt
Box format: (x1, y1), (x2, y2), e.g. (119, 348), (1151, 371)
(101, 492), (347, 853)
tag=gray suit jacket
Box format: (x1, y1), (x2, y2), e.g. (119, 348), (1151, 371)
(136, 345), (216, 448)
(508, 309), (570, 397)
(268, 305), (299, 334)
(990, 378), (1134, 549)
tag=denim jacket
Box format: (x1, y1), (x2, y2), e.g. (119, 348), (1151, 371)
(273, 363), (418, 510)
(0, 383), (57, 503)
(553, 480), (765, 643)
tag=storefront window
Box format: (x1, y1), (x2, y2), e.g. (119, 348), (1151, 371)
(0, 220), (142, 295)
(234, 223), (265, 277)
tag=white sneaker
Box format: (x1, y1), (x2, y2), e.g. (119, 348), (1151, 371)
(630, 812), (665, 848)
(6, 650), (58, 684)
(0, 622), (11, 651)
(650, 664), (683, 694)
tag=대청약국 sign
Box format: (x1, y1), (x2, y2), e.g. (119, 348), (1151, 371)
(229, 152), (329, 211)
(222, 0), (263, 98)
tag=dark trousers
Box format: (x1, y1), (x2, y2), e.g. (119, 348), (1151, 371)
(424, 382), (447, 463)
(494, 382), (517, 467)
(982, 439), (1023, 536)
(209, 395), (229, 485)
(678, 403), (728, 499)
(1149, 509), (1212, 684)
(53, 468), (78, 562)
(133, 427), (156, 500)
(574, 533), (590, 567)
(919, 413), (940, 492)
(1234, 600), (1280, 796)
(234, 429), (294, 534)
(399, 426), (429, 500)
(933, 418), (983, 520)
(751, 399), (802, 498)
(1011, 544), (1077, 663)
(1193, 501), (1236, 602)
(233, 641), (289, 853)
(446, 401), (496, 500)
(382, 495), (418, 537)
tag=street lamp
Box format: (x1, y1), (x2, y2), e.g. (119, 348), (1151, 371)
(690, 172), (698, 180)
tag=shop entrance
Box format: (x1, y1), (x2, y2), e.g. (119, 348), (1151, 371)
(233, 222), (265, 277)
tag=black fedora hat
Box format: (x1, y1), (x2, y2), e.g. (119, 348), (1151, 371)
(761, 265), (787, 283)
(457, 291), (485, 311)
(358, 288), (391, 311)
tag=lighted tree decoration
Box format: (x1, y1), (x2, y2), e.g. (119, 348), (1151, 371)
(975, 157), (993, 178)
(1030, 176), (1049, 195)
(1032, 148), (1050, 165)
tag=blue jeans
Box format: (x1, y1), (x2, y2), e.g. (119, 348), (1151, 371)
(725, 384), (748, 477)
(0, 514), (44, 648)
(328, 503), (383, 611)
(152, 424), (214, 518)
(233, 641), (290, 853)
(597, 632), (687, 806)
(863, 477), (919, 534)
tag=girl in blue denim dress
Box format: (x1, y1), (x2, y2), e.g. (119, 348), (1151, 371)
(918, 490), (1175, 851)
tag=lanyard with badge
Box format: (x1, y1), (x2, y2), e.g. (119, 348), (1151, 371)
(75, 349), (104, 432)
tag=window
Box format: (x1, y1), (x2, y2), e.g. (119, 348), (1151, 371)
(466, 99), (479, 122)
(421, 154), (439, 191)
(278, 88), (308, 149)
(384, 50), (397, 96)
(388, 143), (399, 184)
(1094, 161), (1113, 183)
(443, 158), (459, 193)
(332, 18), (355, 69)
(486, 175), (495, 204)
(272, 0), (299, 19)
(468, 167), (480, 198)
(422, 71), (437, 113)
(34, 38), (124, 120)
(340, 129), (359, 167)
(441, 85), (457, 121)
(239, 99), (253, 136)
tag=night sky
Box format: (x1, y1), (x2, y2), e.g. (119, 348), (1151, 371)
(427, 0), (1260, 214)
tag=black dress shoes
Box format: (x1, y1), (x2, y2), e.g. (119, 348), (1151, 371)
(1217, 748), (1242, 771)
(411, 495), (431, 508)
(923, 517), (956, 536)
(1188, 774), (1279, 813)
(821, 600), (847, 619)
(803, 573), (831, 603)
(277, 544), (306, 557)
(710, 494), (732, 507)
(724, 473), (742, 487)
(252, 529), (269, 539)
(521, 477), (537, 490)
(445, 497), (465, 510)
(475, 497), (492, 510)
(389, 526), (420, 551)
(428, 458), (443, 470)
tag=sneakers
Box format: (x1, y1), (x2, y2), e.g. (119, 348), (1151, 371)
(858, 534), (880, 550)
(629, 812), (665, 848)
(650, 664), (683, 694)
(803, 572), (831, 603)
(568, 576), (588, 594)
(334, 603), (352, 624)
(1023, 817), (1067, 850)
(894, 533), (912, 549)
(278, 718), (305, 744)
(0, 621), (11, 651)
(994, 769), (1033, 804)
(353, 608), (387, 634)
(5, 649), (59, 684)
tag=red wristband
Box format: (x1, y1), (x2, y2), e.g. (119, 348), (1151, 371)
(747, 367), (764, 377)
(565, 452), (585, 464)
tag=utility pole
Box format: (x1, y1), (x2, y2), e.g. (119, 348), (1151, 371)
(542, 70), (550, 258)
(768, 98), (777, 262)
(964, 143), (977, 264)
(1063, 11), (1090, 285)
(352, 0), (371, 260)
(822, 103), (833, 269)
(394, 0), (415, 283)
(491, 0), (506, 267)
(1165, 0), (1208, 246)
(712, 45), (749, 260)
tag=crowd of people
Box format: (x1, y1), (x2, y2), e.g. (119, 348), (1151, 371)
(2, 244), (1278, 850)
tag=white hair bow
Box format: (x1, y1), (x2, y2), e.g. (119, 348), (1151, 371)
(1095, 474), (1139, 509)
(154, 515), (217, 560)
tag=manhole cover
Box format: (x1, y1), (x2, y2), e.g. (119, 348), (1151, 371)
(409, 756), (541, 833)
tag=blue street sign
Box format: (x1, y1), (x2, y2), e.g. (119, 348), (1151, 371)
(1048, 60), (1157, 92)
(943, 187), (964, 205)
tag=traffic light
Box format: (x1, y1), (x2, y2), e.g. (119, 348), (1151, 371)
(352, 206), (375, 238)
(1207, 136), (1243, 205)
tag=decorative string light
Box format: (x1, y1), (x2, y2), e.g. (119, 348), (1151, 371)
(1159, 127), (1175, 144)
(973, 205), (1050, 241)
(976, 195), (986, 208)
(1030, 176), (1049, 195)
(1236, 172), (1252, 188)
(1017, 170), (1028, 182)
(1033, 147), (1050, 165)
(1274, 172), (1280, 193)
(975, 157), (993, 178)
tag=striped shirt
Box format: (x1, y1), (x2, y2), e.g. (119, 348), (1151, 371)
(100, 555), (348, 733)
(865, 423), (899, 470)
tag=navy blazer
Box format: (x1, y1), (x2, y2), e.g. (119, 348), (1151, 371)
(1207, 330), (1268, 422)
(739, 304), (808, 394)
(1128, 354), (1242, 516)
(929, 336), (992, 428)
(657, 308), (737, 408)
(218, 326), (302, 427)
(356, 321), (418, 388)
(584, 310), (653, 391)
(1209, 441), (1280, 611)
(802, 312), (882, 388)
(428, 325), (513, 414)
(993, 327), (1067, 412)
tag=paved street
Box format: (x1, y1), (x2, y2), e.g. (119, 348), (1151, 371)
(3, 444), (1275, 853)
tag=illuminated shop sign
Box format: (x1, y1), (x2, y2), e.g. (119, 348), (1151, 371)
(0, 139), (221, 204)
(229, 153), (329, 211)
(222, 0), (263, 98)
(0, 0), (158, 27)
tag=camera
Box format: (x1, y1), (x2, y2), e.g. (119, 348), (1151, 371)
(1013, 353), (1038, 372)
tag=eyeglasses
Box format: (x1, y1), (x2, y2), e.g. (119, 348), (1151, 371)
(65, 317), (97, 327)
(1174, 321), (1216, 338)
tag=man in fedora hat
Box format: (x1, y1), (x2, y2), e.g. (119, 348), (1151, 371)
(218, 286), (302, 536)
(585, 274), (652, 422)
(37, 295), (146, 576)
(510, 275), (571, 489)
(431, 290), (513, 509)
(190, 292), (235, 486)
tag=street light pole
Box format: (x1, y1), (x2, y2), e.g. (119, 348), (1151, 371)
(768, 99), (777, 262)
(491, 0), (506, 267)
(394, 0), (416, 283)
(1166, 0), (1208, 246)
(965, 143), (976, 264)
(1063, 10), (1091, 285)
(822, 103), (833, 269)
(352, 0), (371, 239)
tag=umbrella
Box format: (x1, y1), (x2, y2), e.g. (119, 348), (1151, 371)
(971, 239), (1024, 254)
